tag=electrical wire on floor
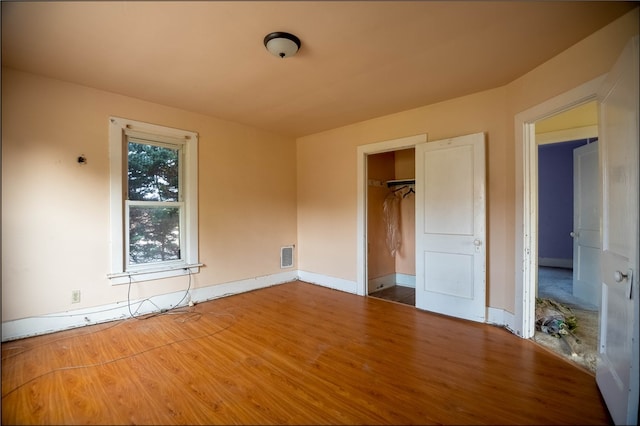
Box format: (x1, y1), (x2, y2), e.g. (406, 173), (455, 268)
(3, 274), (194, 360)
(1, 289), (238, 362)
(1, 320), (128, 360)
(1, 309), (238, 399)
(127, 267), (193, 320)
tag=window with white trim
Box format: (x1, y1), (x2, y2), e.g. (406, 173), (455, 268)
(108, 117), (200, 284)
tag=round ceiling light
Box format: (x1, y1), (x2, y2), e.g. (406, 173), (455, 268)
(264, 32), (301, 59)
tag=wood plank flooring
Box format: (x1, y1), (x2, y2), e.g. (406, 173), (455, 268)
(2, 281), (611, 425)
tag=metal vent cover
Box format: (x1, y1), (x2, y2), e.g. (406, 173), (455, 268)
(280, 246), (294, 269)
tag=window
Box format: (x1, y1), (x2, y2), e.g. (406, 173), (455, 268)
(109, 117), (199, 284)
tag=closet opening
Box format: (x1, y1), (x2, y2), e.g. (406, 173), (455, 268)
(366, 148), (416, 306)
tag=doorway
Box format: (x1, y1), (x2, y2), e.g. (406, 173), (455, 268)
(514, 76), (604, 340)
(366, 149), (416, 307)
(356, 134), (426, 298)
(514, 85), (603, 372)
(533, 102), (600, 372)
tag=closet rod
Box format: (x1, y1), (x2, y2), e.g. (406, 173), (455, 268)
(386, 179), (415, 187)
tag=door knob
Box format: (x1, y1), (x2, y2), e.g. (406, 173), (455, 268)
(570, 231), (577, 238)
(614, 270), (628, 282)
(473, 239), (482, 246)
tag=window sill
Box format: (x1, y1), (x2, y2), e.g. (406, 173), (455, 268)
(108, 263), (202, 285)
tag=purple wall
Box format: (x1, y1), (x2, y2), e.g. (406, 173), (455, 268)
(538, 139), (594, 262)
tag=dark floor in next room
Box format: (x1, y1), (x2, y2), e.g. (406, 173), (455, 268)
(369, 285), (415, 306)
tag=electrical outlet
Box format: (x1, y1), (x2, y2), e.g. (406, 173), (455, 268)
(71, 290), (81, 304)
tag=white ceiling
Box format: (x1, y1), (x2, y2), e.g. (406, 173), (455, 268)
(2, 1), (635, 137)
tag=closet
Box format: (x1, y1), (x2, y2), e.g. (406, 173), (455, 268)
(366, 148), (416, 305)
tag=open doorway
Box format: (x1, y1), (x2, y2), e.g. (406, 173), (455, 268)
(356, 134), (426, 300)
(531, 101), (600, 373)
(366, 149), (416, 306)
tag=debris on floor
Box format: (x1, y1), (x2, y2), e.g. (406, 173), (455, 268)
(535, 298), (580, 356)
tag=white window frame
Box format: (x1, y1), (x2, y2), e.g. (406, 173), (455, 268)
(108, 117), (200, 284)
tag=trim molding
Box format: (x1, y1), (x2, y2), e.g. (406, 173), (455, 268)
(368, 273), (416, 293)
(514, 75), (605, 339)
(396, 273), (416, 288)
(298, 270), (358, 294)
(536, 125), (598, 145)
(357, 134), (428, 297)
(538, 257), (572, 269)
(3, 269), (514, 341)
(2, 270), (298, 342)
(368, 274), (396, 293)
(487, 307), (516, 333)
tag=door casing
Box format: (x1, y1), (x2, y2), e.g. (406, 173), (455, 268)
(514, 75), (605, 338)
(357, 134), (427, 296)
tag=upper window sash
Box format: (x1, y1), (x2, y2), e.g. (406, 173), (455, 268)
(127, 138), (182, 203)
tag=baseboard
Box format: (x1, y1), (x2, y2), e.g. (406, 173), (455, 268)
(1, 270), (298, 342)
(368, 274), (396, 293)
(368, 273), (416, 293)
(396, 273), (416, 288)
(3, 270), (516, 341)
(298, 270), (358, 294)
(487, 307), (517, 335)
(538, 258), (572, 269)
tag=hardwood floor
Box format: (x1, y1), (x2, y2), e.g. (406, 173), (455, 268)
(2, 281), (611, 425)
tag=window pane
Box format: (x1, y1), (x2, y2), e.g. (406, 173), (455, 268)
(128, 142), (179, 201)
(129, 206), (180, 265)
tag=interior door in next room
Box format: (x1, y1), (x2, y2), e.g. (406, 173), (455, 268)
(572, 140), (600, 307)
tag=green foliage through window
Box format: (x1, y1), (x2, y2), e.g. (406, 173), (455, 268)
(129, 206), (180, 264)
(128, 142), (179, 202)
(127, 141), (182, 266)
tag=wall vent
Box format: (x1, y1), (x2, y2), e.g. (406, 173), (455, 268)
(280, 246), (294, 269)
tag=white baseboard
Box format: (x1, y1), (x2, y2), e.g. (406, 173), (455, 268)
(190, 270), (298, 304)
(396, 273), (416, 288)
(1, 270), (298, 342)
(538, 257), (572, 268)
(3, 270), (520, 342)
(487, 307), (517, 335)
(368, 274), (396, 292)
(368, 273), (416, 293)
(298, 270), (358, 294)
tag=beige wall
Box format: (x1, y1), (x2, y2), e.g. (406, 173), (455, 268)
(296, 8), (638, 313)
(297, 87), (509, 307)
(2, 8), (637, 324)
(1, 68), (297, 322)
(366, 148), (416, 285)
(366, 152), (396, 281)
(367, 149), (415, 287)
(394, 149), (415, 276)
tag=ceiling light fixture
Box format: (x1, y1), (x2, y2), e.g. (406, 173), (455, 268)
(264, 32), (301, 59)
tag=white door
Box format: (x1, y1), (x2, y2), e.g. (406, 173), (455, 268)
(596, 36), (639, 426)
(415, 133), (486, 322)
(572, 141), (601, 307)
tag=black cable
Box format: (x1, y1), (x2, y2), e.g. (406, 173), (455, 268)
(1, 320), (127, 360)
(171, 268), (192, 311)
(1, 311), (237, 399)
(127, 268), (192, 320)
